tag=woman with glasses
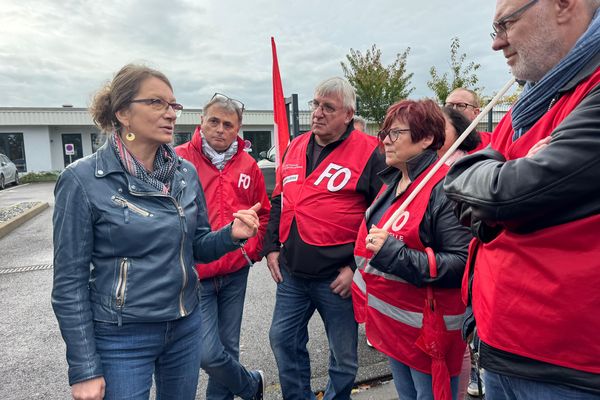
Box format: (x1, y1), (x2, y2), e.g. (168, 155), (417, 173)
(352, 99), (470, 400)
(51, 64), (260, 400)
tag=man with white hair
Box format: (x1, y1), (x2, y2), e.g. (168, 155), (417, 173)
(445, 0), (600, 398)
(264, 77), (385, 399)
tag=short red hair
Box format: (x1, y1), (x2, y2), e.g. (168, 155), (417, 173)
(380, 99), (445, 151)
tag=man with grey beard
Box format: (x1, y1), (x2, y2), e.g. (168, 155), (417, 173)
(444, 0), (600, 398)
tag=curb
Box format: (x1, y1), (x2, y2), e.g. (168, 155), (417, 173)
(0, 202), (49, 239)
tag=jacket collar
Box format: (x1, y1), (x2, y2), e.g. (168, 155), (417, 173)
(94, 138), (186, 197)
(94, 140), (126, 178)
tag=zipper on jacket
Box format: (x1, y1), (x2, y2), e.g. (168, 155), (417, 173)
(111, 195), (153, 222)
(115, 257), (130, 326)
(176, 204), (188, 317)
(240, 247), (253, 268)
(128, 190), (189, 317)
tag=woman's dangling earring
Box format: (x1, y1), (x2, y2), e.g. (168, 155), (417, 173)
(125, 131), (136, 141)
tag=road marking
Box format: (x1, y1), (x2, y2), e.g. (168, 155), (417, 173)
(0, 264), (53, 274)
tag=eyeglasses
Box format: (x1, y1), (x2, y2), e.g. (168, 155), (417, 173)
(445, 102), (477, 111)
(308, 100), (338, 115)
(130, 98), (183, 117)
(377, 128), (411, 143)
(211, 93), (245, 112)
(490, 0), (539, 40)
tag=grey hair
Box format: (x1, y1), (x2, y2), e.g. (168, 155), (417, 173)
(314, 77), (356, 112)
(203, 96), (243, 123)
(353, 115), (367, 131)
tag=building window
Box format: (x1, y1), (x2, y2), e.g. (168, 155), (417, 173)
(242, 131), (271, 160)
(173, 132), (191, 146)
(91, 133), (107, 153)
(0, 132), (26, 172)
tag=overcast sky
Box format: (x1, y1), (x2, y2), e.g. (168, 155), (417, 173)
(0, 0), (514, 110)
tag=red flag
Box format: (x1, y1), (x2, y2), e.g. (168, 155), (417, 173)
(271, 37), (290, 168)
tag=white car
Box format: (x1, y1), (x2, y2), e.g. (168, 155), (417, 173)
(0, 153), (19, 190)
(257, 146), (276, 197)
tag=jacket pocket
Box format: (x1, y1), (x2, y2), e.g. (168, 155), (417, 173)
(111, 195), (153, 223)
(115, 257), (130, 326)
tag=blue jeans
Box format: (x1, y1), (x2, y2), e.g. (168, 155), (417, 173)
(389, 358), (459, 400)
(93, 306), (203, 400)
(199, 267), (260, 400)
(485, 370), (600, 400)
(269, 268), (358, 400)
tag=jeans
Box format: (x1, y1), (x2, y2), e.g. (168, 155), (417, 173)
(389, 357), (459, 400)
(93, 306), (203, 400)
(199, 267), (260, 400)
(485, 370), (600, 400)
(269, 268), (358, 400)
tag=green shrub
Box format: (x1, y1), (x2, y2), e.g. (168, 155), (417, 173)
(19, 171), (60, 183)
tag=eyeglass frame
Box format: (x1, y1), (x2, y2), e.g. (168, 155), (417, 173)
(130, 98), (184, 117)
(211, 92), (245, 113)
(445, 102), (478, 112)
(377, 128), (411, 143)
(308, 100), (339, 115)
(490, 0), (539, 40)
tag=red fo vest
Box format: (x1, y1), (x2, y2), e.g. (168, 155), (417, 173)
(278, 130), (378, 246)
(469, 67), (600, 373)
(353, 163), (466, 376)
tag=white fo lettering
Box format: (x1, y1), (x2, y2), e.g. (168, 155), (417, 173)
(314, 163), (352, 192)
(391, 211), (410, 232)
(238, 173), (251, 189)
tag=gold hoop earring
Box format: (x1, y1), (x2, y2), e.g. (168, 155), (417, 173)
(125, 132), (136, 141)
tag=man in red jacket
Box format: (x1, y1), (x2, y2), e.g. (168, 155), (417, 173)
(176, 93), (270, 400)
(444, 0), (600, 398)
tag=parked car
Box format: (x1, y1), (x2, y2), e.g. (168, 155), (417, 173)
(0, 153), (19, 189)
(257, 146), (276, 198)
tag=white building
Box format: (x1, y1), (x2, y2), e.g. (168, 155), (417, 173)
(0, 105), (507, 173)
(0, 107), (310, 172)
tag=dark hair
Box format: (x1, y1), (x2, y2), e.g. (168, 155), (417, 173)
(381, 99), (445, 151)
(89, 64), (173, 133)
(442, 107), (481, 152)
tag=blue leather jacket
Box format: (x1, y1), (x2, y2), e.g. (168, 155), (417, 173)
(51, 143), (240, 385)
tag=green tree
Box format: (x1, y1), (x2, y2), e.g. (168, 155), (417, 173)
(341, 44), (414, 126)
(427, 37), (482, 103)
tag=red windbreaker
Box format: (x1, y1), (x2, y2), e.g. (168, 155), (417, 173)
(176, 129), (270, 279)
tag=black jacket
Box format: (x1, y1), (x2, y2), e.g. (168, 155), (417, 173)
(368, 150), (471, 288)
